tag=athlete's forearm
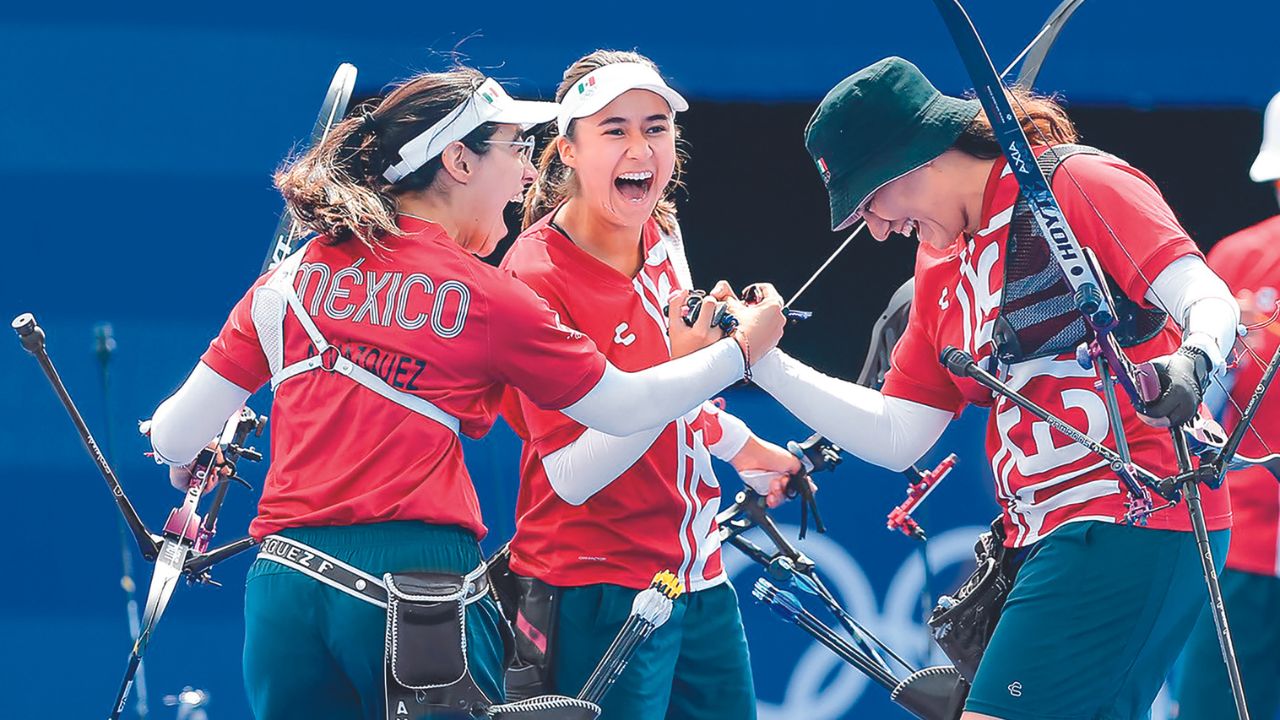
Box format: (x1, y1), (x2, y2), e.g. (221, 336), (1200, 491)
(563, 338), (745, 436)
(1145, 255), (1240, 373)
(541, 426), (665, 505)
(150, 362), (251, 465)
(752, 350), (951, 472)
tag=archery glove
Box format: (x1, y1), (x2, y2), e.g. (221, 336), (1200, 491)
(1141, 346), (1213, 428)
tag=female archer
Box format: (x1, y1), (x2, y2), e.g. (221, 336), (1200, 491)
(753, 57), (1239, 720)
(497, 50), (798, 720)
(145, 66), (784, 719)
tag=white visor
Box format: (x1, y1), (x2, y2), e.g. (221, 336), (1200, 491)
(383, 78), (558, 184)
(1250, 90), (1280, 183)
(555, 62), (689, 136)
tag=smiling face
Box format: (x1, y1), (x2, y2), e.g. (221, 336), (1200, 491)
(860, 153), (971, 250)
(457, 123), (536, 256)
(556, 89), (677, 230)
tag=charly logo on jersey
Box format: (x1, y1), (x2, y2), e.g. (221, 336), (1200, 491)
(724, 524), (986, 720)
(614, 322), (637, 346)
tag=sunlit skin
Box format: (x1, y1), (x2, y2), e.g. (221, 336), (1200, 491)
(860, 150), (996, 251)
(551, 87), (802, 498)
(554, 89), (678, 277)
(398, 123), (535, 258)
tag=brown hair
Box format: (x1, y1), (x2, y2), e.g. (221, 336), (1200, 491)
(953, 89), (1079, 158)
(275, 66), (499, 248)
(523, 50), (686, 234)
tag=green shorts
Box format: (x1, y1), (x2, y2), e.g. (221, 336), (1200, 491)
(966, 520), (1229, 720)
(1172, 568), (1280, 720)
(242, 521), (507, 720)
(551, 581), (756, 720)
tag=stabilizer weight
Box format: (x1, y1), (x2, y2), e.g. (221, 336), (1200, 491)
(12, 312), (44, 353)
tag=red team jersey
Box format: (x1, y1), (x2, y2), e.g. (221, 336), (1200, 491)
(500, 215), (731, 591)
(882, 150), (1231, 547)
(201, 216), (606, 540)
(1207, 215), (1280, 577)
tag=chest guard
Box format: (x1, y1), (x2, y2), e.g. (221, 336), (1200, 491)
(992, 144), (1167, 364)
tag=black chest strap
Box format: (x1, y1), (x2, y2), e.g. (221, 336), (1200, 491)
(993, 144), (1168, 364)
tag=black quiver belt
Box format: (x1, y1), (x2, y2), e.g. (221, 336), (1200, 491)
(385, 571), (504, 719)
(486, 544), (562, 701)
(926, 517), (1021, 684)
(258, 535), (594, 719)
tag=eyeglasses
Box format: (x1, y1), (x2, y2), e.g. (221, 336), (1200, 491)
(482, 136), (537, 162)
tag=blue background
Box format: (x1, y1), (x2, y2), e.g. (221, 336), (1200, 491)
(3, 2), (1277, 717)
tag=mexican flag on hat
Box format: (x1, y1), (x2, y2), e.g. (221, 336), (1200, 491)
(805, 57), (981, 232)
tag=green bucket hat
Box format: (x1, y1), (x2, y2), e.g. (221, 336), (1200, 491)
(805, 56), (981, 231)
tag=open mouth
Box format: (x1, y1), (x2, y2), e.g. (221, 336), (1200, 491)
(614, 170), (655, 203)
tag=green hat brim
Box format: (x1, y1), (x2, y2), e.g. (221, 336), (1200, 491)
(825, 95), (981, 231)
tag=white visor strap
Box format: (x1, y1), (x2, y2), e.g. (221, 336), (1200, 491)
(382, 78), (533, 184)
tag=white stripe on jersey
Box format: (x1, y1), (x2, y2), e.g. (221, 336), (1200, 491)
(977, 204), (1014, 237)
(633, 273), (672, 354)
(630, 233), (727, 591)
(673, 416), (697, 585)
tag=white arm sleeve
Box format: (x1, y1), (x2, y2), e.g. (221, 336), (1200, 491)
(150, 362), (252, 465)
(659, 220), (753, 460)
(541, 426), (664, 506)
(562, 338), (745, 436)
(751, 349), (952, 472)
(1144, 255), (1240, 373)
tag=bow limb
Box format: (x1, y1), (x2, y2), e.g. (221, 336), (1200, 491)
(933, 0), (1279, 466)
(1006, 0), (1088, 90)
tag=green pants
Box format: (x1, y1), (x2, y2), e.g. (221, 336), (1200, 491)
(1172, 568), (1280, 720)
(243, 522), (506, 720)
(551, 581), (756, 720)
(966, 521), (1229, 720)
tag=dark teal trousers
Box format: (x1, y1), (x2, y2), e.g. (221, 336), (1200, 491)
(242, 522), (506, 720)
(551, 581), (756, 720)
(1172, 568), (1280, 720)
(966, 521), (1229, 720)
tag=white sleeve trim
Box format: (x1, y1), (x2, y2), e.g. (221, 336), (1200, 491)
(562, 338), (744, 436)
(752, 349), (951, 472)
(149, 362), (252, 466)
(703, 402), (752, 461)
(1144, 255), (1240, 373)
(541, 426), (664, 506)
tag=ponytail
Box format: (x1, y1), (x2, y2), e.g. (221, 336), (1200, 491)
(274, 67), (498, 249)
